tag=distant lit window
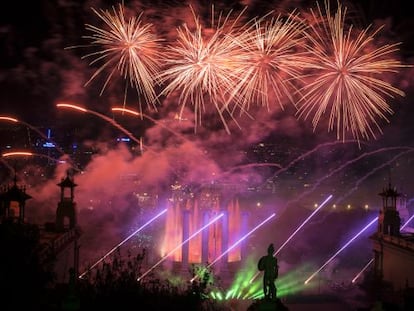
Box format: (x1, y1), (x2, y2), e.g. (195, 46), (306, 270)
(43, 142), (56, 148)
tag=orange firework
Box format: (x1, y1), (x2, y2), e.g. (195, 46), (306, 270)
(296, 0), (405, 142)
(71, 4), (163, 112)
(233, 10), (309, 112)
(159, 6), (250, 133)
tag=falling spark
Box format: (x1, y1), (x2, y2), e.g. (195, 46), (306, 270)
(70, 3), (163, 112)
(296, 1), (405, 142)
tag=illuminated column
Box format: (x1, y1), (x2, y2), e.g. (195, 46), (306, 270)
(182, 210), (190, 266)
(201, 211), (209, 264)
(221, 210), (229, 265)
(241, 211), (249, 260)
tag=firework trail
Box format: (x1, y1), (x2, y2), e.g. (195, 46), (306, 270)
(214, 162), (282, 184)
(296, 0), (405, 142)
(0, 116), (81, 171)
(285, 146), (413, 208)
(233, 10), (308, 112)
(2, 151), (68, 165)
(334, 148), (414, 205)
(266, 140), (362, 182)
(159, 6), (250, 134)
(57, 103), (156, 153)
(1, 151), (69, 182)
(111, 106), (192, 144)
(69, 4), (163, 112)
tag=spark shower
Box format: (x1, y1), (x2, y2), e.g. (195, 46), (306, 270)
(70, 1), (406, 142)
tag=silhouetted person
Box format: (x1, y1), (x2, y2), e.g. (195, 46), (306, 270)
(258, 243), (278, 301)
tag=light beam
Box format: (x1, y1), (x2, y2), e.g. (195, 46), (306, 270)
(304, 216), (378, 285)
(352, 258), (374, 283)
(191, 212), (276, 282)
(351, 213), (414, 283)
(79, 208), (167, 279)
(249, 194), (332, 284)
(138, 212), (224, 282)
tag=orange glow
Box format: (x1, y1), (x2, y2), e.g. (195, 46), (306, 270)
(228, 198), (241, 262)
(56, 103), (87, 112)
(0, 116), (19, 123)
(162, 190), (242, 264)
(112, 107), (140, 116)
(188, 200), (201, 263)
(2, 151), (34, 157)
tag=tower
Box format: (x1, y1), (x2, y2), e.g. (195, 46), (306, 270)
(372, 182), (402, 281)
(56, 173), (77, 232)
(377, 183), (401, 237)
(0, 174), (32, 223)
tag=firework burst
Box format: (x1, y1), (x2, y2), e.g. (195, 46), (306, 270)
(233, 10), (309, 113)
(296, 1), (405, 142)
(159, 6), (249, 133)
(75, 4), (163, 112)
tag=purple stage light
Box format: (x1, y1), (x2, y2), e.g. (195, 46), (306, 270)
(249, 195), (332, 284)
(401, 213), (414, 231)
(138, 212), (224, 282)
(79, 208), (167, 278)
(191, 212), (276, 283)
(304, 216), (378, 285)
(351, 213), (414, 283)
(274, 195), (332, 256)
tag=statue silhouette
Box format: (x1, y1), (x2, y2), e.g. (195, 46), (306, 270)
(258, 243), (278, 301)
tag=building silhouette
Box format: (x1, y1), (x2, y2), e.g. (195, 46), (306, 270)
(0, 174), (32, 223)
(0, 172), (81, 283)
(370, 182), (414, 291)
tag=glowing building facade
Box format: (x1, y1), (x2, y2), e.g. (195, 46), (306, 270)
(161, 182), (248, 266)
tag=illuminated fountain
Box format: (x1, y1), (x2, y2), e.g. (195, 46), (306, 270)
(161, 181), (249, 267)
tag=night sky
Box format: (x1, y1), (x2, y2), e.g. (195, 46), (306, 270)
(1, 0), (414, 281)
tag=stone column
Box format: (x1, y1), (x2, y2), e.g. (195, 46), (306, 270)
(182, 210), (190, 267)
